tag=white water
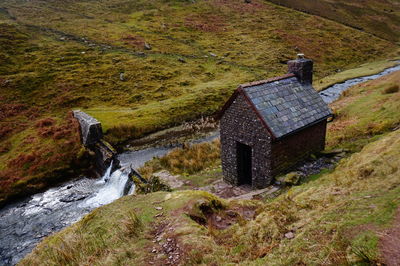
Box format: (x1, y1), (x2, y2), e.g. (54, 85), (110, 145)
(83, 165), (135, 208)
(98, 161), (113, 183)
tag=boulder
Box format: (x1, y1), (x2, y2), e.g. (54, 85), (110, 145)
(73, 110), (103, 146)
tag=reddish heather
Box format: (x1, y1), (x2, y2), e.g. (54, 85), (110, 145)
(185, 14), (226, 32)
(0, 112), (82, 203)
(122, 35), (145, 48)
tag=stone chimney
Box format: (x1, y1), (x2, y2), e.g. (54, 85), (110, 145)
(288, 54), (313, 85)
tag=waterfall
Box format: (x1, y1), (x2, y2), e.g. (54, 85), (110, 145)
(83, 164), (135, 208)
(98, 161), (113, 184)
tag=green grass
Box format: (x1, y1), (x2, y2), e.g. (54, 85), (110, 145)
(19, 68), (400, 264)
(327, 70), (400, 151)
(20, 129), (400, 265)
(267, 0), (400, 42)
(0, 0), (398, 203)
(315, 58), (400, 91)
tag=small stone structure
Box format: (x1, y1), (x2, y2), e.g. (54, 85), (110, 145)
(73, 110), (117, 176)
(73, 110), (103, 146)
(218, 56), (332, 188)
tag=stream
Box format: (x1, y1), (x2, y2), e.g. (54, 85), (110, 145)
(0, 64), (399, 265)
(319, 63), (400, 103)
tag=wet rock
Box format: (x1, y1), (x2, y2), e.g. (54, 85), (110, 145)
(60, 193), (88, 203)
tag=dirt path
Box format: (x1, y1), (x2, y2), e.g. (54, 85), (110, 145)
(379, 207), (400, 265)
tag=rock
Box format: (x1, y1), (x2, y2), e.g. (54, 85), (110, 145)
(155, 206), (163, 210)
(122, 173), (134, 196)
(209, 52), (217, 57)
(73, 110), (103, 146)
(278, 172), (302, 186)
(120, 72), (125, 81)
(144, 42), (152, 50)
(60, 193), (88, 203)
(153, 170), (184, 189)
(136, 52), (146, 57)
(154, 212), (164, 218)
(284, 232), (295, 239)
(178, 57), (186, 63)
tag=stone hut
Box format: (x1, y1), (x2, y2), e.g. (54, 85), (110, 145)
(218, 56), (332, 188)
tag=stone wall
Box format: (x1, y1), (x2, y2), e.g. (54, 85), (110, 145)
(271, 120), (327, 176)
(220, 94), (328, 189)
(73, 110), (117, 176)
(73, 110), (103, 146)
(220, 94), (273, 188)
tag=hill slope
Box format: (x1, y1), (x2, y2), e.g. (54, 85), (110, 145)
(21, 127), (400, 265)
(0, 0), (398, 204)
(20, 70), (400, 265)
(269, 0), (400, 42)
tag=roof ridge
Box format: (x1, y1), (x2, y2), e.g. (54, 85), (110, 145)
(240, 73), (296, 89)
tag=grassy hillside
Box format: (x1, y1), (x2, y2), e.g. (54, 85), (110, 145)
(20, 127), (400, 265)
(268, 0), (400, 42)
(0, 0), (398, 204)
(20, 70), (400, 264)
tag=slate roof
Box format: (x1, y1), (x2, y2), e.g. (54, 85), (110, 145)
(241, 76), (332, 138)
(219, 74), (332, 139)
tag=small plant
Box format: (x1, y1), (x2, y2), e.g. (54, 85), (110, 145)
(351, 245), (378, 264)
(35, 118), (55, 128)
(122, 212), (142, 238)
(134, 175), (171, 194)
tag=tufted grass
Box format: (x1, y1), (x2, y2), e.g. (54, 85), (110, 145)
(267, 0), (400, 42)
(19, 63), (400, 264)
(20, 128), (400, 265)
(327, 70), (400, 151)
(0, 0), (398, 203)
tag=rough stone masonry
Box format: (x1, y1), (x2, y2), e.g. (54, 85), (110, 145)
(218, 55), (332, 189)
(73, 110), (103, 146)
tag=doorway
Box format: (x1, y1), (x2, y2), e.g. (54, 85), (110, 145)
(236, 142), (252, 185)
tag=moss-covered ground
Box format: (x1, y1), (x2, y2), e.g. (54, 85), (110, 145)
(0, 0), (398, 203)
(268, 0), (400, 42)
(20, 69), (400, 265)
